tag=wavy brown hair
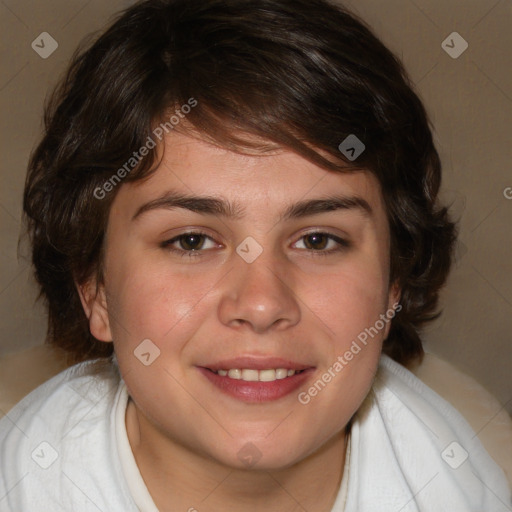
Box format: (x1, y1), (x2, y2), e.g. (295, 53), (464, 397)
(23, 0), (456, 366)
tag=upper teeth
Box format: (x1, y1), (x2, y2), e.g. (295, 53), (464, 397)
(216, 368), (296, 382)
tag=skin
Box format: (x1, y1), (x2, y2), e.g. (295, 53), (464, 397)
(79, 131), (399, 512)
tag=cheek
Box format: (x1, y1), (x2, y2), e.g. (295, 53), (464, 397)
(105, 252), (218, 351)
(296, 255), (390, 425)
(306, 259), (389, 349)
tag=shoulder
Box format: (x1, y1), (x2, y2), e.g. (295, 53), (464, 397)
(374, 354), (506, 471)
(0, 359), (136, 511)
(376, 354), (508, 459)
(349, 354), (511, 511)
(0, 358), (120, 442)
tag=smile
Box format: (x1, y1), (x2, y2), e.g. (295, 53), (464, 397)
(199, 363), (314, 403)
(213, 368), (304, 382)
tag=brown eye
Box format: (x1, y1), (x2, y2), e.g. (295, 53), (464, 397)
(293, 232), (350, 255)
(161, 231), (218, 257)
(303, 233), (329, 250)
(178, 233), (206, 251)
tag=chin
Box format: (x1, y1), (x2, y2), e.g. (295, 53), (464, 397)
(206, 434), (318, 472)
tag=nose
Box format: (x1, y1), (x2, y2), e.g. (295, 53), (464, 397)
(217, 251), (301, 334)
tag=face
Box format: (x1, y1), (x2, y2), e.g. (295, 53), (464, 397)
(83, 131), (399, 470)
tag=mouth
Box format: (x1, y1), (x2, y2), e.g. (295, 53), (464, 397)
(197, 358), (314, 403)
(209, 367), (306, 382)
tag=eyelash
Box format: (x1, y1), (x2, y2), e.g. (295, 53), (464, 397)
(160, 230), (350, 258)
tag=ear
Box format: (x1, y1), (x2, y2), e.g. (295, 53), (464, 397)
(77, 278), (113, 342)
(384, 280), (402, 339)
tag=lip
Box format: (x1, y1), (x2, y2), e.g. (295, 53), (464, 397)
(197, 357), (315, 403)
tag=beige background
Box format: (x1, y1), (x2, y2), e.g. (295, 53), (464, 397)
(0, 0), (511, 415)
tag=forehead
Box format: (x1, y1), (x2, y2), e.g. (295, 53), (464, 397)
(111, 131), (387, 225)
(109, 132), (389, 237)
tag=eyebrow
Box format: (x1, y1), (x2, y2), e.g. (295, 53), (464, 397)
(131, 191), (372, 222)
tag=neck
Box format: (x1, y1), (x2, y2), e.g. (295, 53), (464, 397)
(126, 399), (348, 512)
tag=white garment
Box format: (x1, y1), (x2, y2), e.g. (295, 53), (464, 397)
(0, 355), (510, 512)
